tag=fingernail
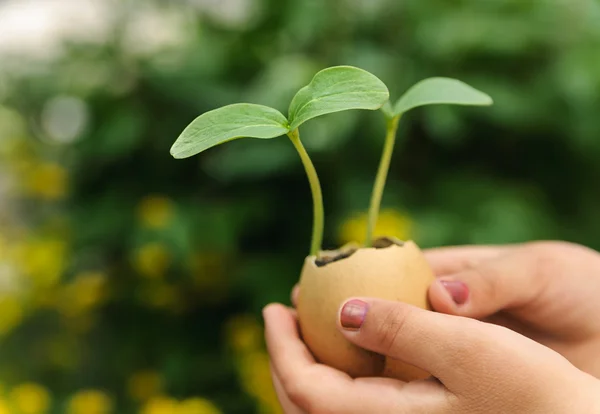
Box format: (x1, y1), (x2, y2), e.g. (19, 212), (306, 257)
(340, 299), (368, 331)
(439, 280), (469, 305)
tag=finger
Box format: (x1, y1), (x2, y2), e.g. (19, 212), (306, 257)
(423, 245), (513, 275)
(263, 303), (316, 380)
(263, 304), (354, 412)
(336, 297), (555, 392)
(269, 364), (305, 414)
(427, 247), (542, 319)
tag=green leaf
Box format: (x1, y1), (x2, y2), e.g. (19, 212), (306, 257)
(392, 77), (493, 117)
(170, 103), (289, 159)
(287, 66), (389, 130)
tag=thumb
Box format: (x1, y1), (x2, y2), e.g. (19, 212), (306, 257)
(336, 297), (564, 392)
(428, 247), (543, 319)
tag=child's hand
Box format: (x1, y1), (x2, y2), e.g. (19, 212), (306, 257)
(264, 300), (600, 413)
(425, 241), (600, 377)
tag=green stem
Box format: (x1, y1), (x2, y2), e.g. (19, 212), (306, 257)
(365, 115), (401, 247)
(288, 129), (324, 257)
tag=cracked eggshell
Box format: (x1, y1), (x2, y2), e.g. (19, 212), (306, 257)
(296, 240), (436, 381)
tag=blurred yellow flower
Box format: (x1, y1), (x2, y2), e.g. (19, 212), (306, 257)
(225, 315), (262, 353)
(67, 390), (113, 414)
(127, 370), (163, 402)
(133, 243), (171, 279)
(10, 383), (51, 414)
(25, 162), (68, 200)
(178, 398), (222, 414)
(237, 352), (282, 414)
(338, 209), (413, 245)
(58, 272), (108, 317)
(16, 238), (67, 288)
(138, 196), (174, 229)
(0, 399), (11, 414)
(0, 295), (24, 336)
(140, 396), (178, 414)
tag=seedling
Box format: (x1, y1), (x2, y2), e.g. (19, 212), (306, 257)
(170, 66), (494, 382)
(365, 78), (493, 246)
(170, 66), (390, 257)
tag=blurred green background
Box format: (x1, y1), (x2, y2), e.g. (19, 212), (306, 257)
(1, 0), (600, 412)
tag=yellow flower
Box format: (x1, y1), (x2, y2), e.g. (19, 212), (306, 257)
(338, 209), (413, 245)
(0, 399), (11, 414)
(140, 396), (178, 414)
(67, 390), (112, 414)
(10, 383), (51, 414)
(25, 162), (68, 200)
(225, 315), (262, 353)
(138, 196), (174, 229)
(127, 371), (162, 402)
(58, 272), (108, 317)
(178, 398), (222, 414)
(16, 238), (67, 288)
(0, 295), (24, 336)
(133, 243), (171, 279)
(237, 352), (282, 414)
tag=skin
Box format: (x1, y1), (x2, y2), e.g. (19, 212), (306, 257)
(264, 240), (600, 413)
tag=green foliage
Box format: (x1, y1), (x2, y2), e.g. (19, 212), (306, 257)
(171, 66), (389, 161)
(288, 66), (389, 130)
(170, 104), (289, 159)
(387, 77), (493, 118)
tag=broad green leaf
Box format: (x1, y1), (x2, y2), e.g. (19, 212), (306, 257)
(170, 103), (289, 159)
(287, 66), (389, 130)
(392, 77), (493, 117)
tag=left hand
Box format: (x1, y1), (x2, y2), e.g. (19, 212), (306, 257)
(263, 299), (600, 413)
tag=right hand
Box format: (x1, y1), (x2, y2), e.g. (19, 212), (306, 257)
(424, 240), (600, 378)
(291, 240), (600, 378)
(265, 299), (600, 414)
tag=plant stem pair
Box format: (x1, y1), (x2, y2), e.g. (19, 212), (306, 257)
(170, 66), (493, 257)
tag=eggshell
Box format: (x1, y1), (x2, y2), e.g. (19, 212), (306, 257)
(296, 239), (435, 381)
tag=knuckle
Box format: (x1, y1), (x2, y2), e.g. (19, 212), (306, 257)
(470, 264), (501, 303)
(376, 306), (412, 355)
(525, 240), (577, 269)
(523, 241), (572, 282)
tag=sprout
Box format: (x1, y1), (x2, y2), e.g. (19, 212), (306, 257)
(365, 78), (493, 246)
(170, 66), (390, 256)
